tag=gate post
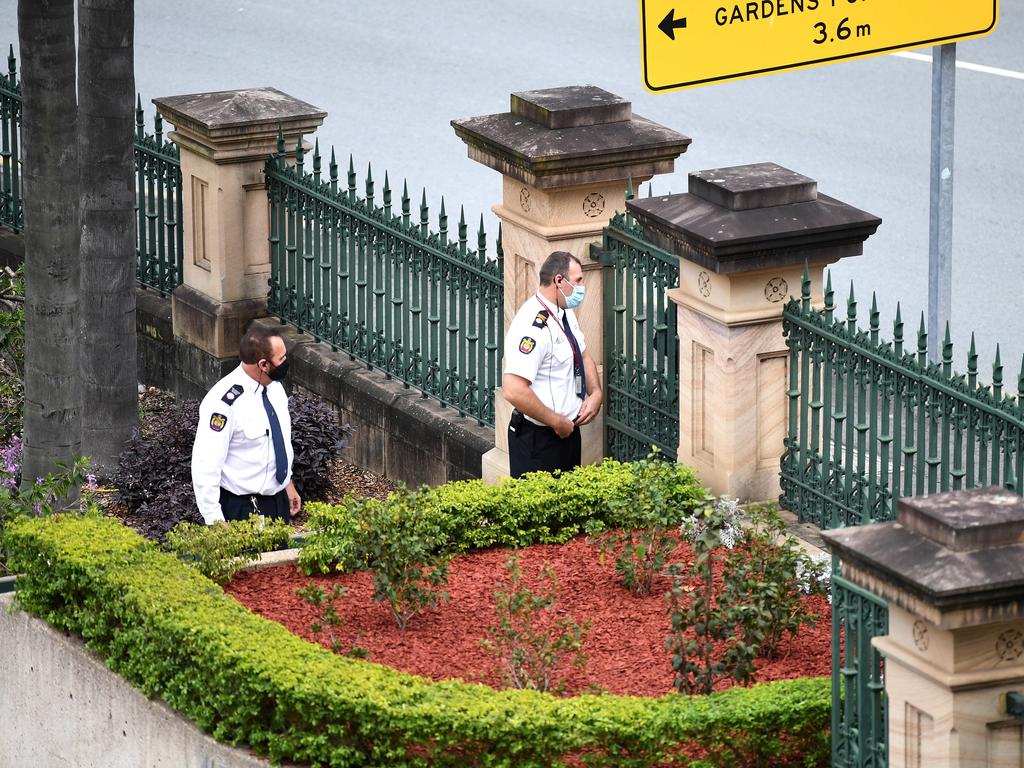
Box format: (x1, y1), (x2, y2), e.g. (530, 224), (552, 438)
(452, 86), (690, 480)
(823, 487), (1024, 768)
(153, 89), (326, 398)
(627, 163), (880, 500)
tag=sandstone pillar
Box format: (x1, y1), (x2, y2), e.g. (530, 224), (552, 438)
(452, 86), (691, 480)
(153, 88), (325, 397)
(823, 487), (1024, 768)
(627, 163), (881, 499)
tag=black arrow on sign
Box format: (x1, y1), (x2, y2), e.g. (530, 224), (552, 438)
(658, 9), (687, 40)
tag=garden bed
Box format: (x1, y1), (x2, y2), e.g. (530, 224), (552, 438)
(227, 534), (831, 698)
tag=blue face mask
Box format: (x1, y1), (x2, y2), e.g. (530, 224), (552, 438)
(560, 279), (586, 309)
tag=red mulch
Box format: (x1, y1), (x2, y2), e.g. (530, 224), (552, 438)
(226, 535), (831, 698)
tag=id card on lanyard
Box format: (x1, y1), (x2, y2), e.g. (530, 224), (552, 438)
(537, 298), (586, 401)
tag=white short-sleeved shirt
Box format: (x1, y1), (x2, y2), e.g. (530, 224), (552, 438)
(191, 365), (294, 524)
(503, 293), (587, 424)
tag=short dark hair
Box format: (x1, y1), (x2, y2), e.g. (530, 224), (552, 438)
(239, 326), (282, 364)
(538, 251), (581, 287)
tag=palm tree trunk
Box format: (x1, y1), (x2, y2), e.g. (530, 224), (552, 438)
(78, 0), (138, 474)
(17, 0), (80, 491)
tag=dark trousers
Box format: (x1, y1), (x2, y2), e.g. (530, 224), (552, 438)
(508, 418), (581, 478)
(219, 488), (292, 524)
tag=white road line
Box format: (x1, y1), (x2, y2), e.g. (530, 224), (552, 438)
(892, 51), (1024, 81)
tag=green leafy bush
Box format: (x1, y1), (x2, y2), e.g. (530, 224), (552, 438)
(164, 518), (292, 585)
(3, 513), (831, 768)
(587, 452), (699, 595)
(346, 488), (452, 630)
(667, 496), (756, 695)
(299, 459), (705, 575)
(482, 556), (589, 693)
(721, 504), (828, 659)
(112, 390), (350, 541)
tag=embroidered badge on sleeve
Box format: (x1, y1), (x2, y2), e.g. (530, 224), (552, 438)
(210, 413), (227, 432)
(519, 336), (536, 354)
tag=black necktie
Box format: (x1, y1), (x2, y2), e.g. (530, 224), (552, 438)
(262, 388), (288, 483)
(562, 312), (586, 399)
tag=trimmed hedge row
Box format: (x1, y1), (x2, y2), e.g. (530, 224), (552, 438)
(299, 460), (707, 574)
(5, 512), (831, 768)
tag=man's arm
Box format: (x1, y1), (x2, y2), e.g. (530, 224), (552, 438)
(502, 372), (575, 438)
(573, 350), (603, 427)
(191, 400), (233, 525)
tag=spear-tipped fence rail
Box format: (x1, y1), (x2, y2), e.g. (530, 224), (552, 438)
(264, 134), (504, 426)
(594, 205), (680, 462)
(0, 46), (21, 232)
(2, 47), (183, 296)
(782, 266), (1023, 528)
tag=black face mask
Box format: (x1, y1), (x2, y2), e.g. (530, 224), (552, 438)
(264, 358), (289, 382)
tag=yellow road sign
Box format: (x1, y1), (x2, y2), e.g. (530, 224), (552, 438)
(641, 0), (999, 92)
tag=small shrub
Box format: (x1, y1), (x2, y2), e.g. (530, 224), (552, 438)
(296, 582), (364, 657)
(112, 390), (350, 540)
(666, 495), (756, 695)
(482, 556), (588, 693)
(164, 518), (292, 584)
(349, 486), (451, 630)
(587, 450), (692, 595)
(721, 504), (829, 658)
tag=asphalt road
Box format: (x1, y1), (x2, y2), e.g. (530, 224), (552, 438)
(2, 0), (1021, 379)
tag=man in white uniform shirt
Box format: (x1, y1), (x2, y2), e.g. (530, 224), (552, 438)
(191, 326), (301, 525)
(502, 251), (602, 478)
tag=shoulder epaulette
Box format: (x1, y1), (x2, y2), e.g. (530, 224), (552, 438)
(532, 309), (550, 329)
(220, 384), (244, 405)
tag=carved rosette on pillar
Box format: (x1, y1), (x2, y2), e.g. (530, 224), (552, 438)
(153, 88), (326, 398)
(452, 85), (691, 481)
(823, 487), (1024, 768)
(627, 162), (880, 500)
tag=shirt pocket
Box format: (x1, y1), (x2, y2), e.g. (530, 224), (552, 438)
(240, 407), (271, 441)
(550, 338), (574, 365)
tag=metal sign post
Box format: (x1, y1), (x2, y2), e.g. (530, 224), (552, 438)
(928, 43), (956, 362)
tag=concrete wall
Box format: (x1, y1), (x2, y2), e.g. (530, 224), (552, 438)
(0, 594), (283, 768)
(260, 317), (494, 487)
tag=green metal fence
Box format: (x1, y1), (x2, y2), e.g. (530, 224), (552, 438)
(832, 571), (888, 768)
(781, 267), (1024, 768)
(264, 135), (503, 426)
(0, 46), (21, 232)
(782, 268), (1024, 527)
(1, 46), (183, 296)
(133, 98), (183, 296)
(595, 207), (679, 461)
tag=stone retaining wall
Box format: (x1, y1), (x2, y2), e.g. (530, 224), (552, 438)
(0, 594), (283, 768)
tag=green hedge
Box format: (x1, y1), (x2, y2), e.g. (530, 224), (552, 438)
(299, 459), (707, 574)
(4, 513), (830, 768)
